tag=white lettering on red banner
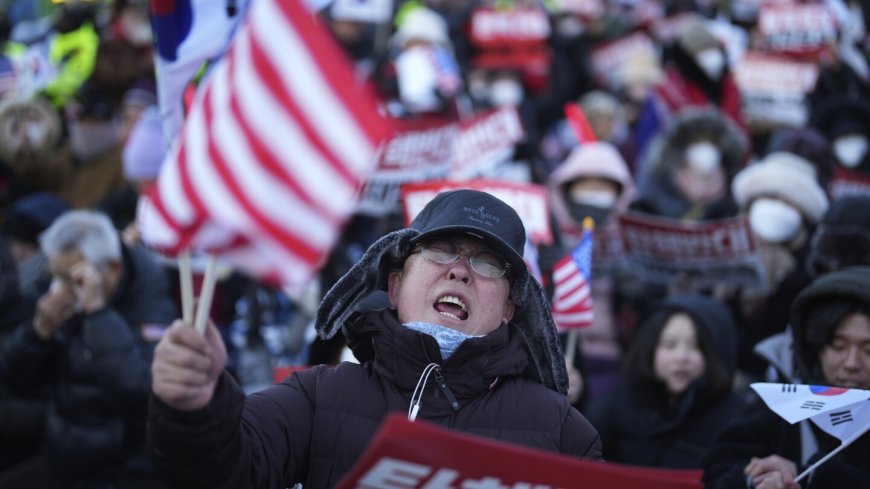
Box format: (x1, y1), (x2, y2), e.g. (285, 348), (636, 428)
(470, 8), (551, 44)
(591, 32), (656, 91)
(757, 4), (838, 54)
(356, 457), (562, 489)
(734, 52), (818, 127)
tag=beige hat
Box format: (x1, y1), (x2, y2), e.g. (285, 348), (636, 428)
(732, 152), (829, 224)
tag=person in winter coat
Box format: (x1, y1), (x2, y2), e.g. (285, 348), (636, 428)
(147, 189), (602, 489)
(586, 294), (743, 468)
(630, 106), (748, 222)
(546, 141), (638, 406)
(0, 210), (177, 488)
(723, 152), (830, 380)
(702, 266), (870, 489)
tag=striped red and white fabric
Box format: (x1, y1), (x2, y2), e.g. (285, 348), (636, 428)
(140, 0), (393, 286)
(551, 221), (594, 330)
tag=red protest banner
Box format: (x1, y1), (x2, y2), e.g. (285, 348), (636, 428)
(757, 4), (838, 56)
(734, 51), (819, 127)
(401, 180), (552, 245)
(358, 108), (525, 216)
(336, 414), (702, 489)
(830, 166), (870, 200)
(618, 212), (765, 288)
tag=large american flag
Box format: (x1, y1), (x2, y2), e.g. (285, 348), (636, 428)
(551, 218), (594, 330)
(140, 0), (393, 286)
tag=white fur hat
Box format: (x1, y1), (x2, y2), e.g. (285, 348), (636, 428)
(731, 151), (829, 223)
(392, 7), (449, 48)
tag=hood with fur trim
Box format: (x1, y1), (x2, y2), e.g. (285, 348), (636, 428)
(641, 106), (748, 184)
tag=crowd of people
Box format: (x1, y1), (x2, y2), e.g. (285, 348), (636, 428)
(0, 0), (869, 488)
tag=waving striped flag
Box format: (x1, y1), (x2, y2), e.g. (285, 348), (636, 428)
(139, 0), (393, 286)
(551, 218), (594, 330)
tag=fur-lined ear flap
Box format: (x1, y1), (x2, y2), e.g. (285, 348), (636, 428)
(316, 229), (418, 340)
(510, 274), (569, 395)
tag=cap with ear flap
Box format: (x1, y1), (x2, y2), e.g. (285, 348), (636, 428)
(315, 189), (569, 394)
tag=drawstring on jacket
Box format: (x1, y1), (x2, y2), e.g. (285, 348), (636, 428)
(407, 363), (461, 422)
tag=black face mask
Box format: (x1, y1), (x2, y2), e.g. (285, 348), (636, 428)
(567, 202), (611, 227)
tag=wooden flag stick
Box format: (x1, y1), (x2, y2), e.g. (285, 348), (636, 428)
(565, 329), (579, 367)
(193, 255), (218, 335)
(179, 251), (194, 324)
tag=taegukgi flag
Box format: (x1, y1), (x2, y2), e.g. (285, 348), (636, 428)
(750, 383), (870, 424)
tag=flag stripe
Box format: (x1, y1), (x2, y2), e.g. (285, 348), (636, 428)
(260, 0), (379, 175)
(551, 226), (594, 330)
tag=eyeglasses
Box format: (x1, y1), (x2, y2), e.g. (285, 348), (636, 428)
(413, 239), (510, 279)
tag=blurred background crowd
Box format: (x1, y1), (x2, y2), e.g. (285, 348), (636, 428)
(0, 0), (868, 487)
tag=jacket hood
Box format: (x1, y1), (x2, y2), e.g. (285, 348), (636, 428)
(641, 106), (748, 185)
(548, 141), (636, 232)
(315, 228), (569, 394)
(790, 266), (870, 384)
(653, 294), (738, 376)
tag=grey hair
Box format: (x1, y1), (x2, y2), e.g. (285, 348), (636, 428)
(39, 210), (121, 267)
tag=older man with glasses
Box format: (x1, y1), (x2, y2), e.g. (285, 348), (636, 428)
(148, 189), (602, 489)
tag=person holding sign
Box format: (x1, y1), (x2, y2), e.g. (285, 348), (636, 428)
(702, 266), (870, 489)
(148, 189), (602, 488)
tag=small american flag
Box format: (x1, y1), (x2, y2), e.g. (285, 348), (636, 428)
(551, 218), (594, 330)
(140, 0), (393, 286)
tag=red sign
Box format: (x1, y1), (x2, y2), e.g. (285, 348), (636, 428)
(734, 51), (819, 127)
(830, 166), (870, 199)
(359, 109), (525, 216)
(618, 212), (765, 288)
(336, 414), (703, 489)
(590, 32), (656, 91)
(401, 180), (553, 246)
(757, 4), (838, 55)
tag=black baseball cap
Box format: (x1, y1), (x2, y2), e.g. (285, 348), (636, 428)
(408, 189), (527, 279)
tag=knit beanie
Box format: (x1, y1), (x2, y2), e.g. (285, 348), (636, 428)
(731, 151), (829, 223)
(123, 106), (167, 182)
(3, 193), (71, 245)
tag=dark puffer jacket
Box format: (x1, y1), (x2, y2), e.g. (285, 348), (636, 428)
(702, 267), (870, 488)
(148, 308), (602, 489)
(0, 245), (177, 483)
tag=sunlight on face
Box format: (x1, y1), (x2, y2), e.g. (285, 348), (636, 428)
(387, 236), (514, 336)
(820, 314), (870, 390)
(654, 313), (706, 396)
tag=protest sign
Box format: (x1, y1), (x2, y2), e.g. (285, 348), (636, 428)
(336, 413), (702, 489)
(617, 212), (765, 288)
(590, 32), (656, 91)
(734, 52), (818, 128)
(358, 108), (524, 216)
(401, 181), (552, 246)
(830, 167), (870, 200)
(757, 3), (838, 56)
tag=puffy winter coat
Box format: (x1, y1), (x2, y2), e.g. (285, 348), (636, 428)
(148, 308), (602, 488)
(0, 245), (177, 483)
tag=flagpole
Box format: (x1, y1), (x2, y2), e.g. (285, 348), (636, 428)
(795, 421), (870, 482)
(565, 329), (579, 367)
(179, 250), (194, 324)
(193, 255), (218, 335)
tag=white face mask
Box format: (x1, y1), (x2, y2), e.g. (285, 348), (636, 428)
(748, 198), (803, 243)
(695, 48), (725, 80)
(569, 188), (617, 209)
(685, 141), (721, 174)
(489, 79), (524, 108)
(833, 134), (869, 168)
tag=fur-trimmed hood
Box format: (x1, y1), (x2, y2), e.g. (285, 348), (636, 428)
(641, 106), (748, 184)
